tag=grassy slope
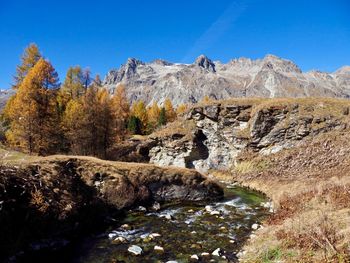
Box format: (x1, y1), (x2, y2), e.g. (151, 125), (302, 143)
(227, 131), (350, 262)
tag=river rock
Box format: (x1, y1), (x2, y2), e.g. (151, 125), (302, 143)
(152, 202), (161, 211)
(201, 252), (210, 257)
(128, 245), (143, 255)
(121, 224), (131, 230)
(150, 233), (161, 238)
(154, 245), (164, 253)
(210, 210), (220, 215)
(190, 254), (199, 261)
(113, 236), (127, 244)
(251, 223), (259, 230)
(205, 205), (213, 212)
(212, 248), (222, 257)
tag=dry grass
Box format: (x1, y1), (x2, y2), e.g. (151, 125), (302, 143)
(223, 131), (350, 262)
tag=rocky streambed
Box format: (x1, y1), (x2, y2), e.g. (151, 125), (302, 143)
(75, 184), (270, 263)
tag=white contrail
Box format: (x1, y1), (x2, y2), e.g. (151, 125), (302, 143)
(182, 0), (249, 62)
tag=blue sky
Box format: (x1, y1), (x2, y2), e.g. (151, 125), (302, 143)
(0, 0), (349, 88)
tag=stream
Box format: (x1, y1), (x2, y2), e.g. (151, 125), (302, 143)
(75, 183), (271, 263)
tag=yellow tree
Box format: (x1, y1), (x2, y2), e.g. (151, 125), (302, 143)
(57, 66), (85, 112)
(62, 99), (86, 154)
(6, 58), (59, 154)
(131, 100), (148, 134)
(110, 84), (130, 140)
(13, 43), (42, 89)
(201, 95), (211, 103)
(63, 86), (114, 158)
(176, 103), (188, 115)
(147, 101), (160, 131)
(164, 98), (176, 122)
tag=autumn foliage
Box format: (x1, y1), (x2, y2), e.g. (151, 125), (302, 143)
(2, 44), (182, 158)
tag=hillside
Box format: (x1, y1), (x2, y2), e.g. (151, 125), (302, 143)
(144, 97), (350, 262)
(103, 55), (350, 106)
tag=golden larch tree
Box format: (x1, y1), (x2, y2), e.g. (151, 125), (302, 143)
(110, 84), (130, 140)
(164, 98), (176, 122)
(6, 58), (59, 154)
(13, 43), (42, 89)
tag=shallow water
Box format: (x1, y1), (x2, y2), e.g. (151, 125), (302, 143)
(76, 184), (270, 263)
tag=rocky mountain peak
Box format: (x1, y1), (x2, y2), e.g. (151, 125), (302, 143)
(151, 59), (173, 66)
(335, 66), (350, 75)
(194, 55), (216, 72)
(262, 54), (302, 74)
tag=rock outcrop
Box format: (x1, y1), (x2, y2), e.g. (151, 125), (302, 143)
(103, 54), (350, 106)
(149, 98), (350, 172)
(0, 156), (222, 259)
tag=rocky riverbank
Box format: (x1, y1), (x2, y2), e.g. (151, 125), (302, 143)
(0, 155), (223, 260)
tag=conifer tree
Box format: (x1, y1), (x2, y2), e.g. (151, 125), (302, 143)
(110, 84), (130, 140)
(13, 43), (42, 89)
(147, 101), (160, 131)
(164, 98), (176, 122)
(58, 66), (85, 110)
(6, 58), (60, 154)
(158, 107), (167, 126)
(131, 100), (148, 134)
(176, 103), (188, 115)
(127, 116), (142, 135)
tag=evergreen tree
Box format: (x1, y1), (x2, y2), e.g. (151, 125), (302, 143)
(13, 43), (42, 89)
(127, 116), (142, 135)
(158, 107), (167, 126)
(131, 100), (148, 134)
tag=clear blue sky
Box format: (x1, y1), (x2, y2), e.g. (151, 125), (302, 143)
(1, 0), (349, 88)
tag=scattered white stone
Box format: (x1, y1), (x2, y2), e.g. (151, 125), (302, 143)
(137, 206), (147, 211)
(212, 248), (221, 256)
(108, 232), (117, 239)
(229, 239), (235, 244)
(152, 202), (161, 211)
(113, 236), (127, 243)
(191, 231), (197, 234)
(201, 252), (210, 257)
(128, 245), (143, 255)
(150, 233), (161, 238)
(205, 205), (213, 212)
(251, 223), (259, 230)
(250, 234), (257, 239)
(190, 254), (199, 260)
(219, 216), (225, 220)
(221, 255), (227, 259)
(166, 261), (178, 263)
(160, 214), (173, 220)
(219, 226), (226, 230)
(188, 209), (194, 213)
(210, 210), (220, 215)
(154, 245), (164, 252)
(121, 224), (130, 229)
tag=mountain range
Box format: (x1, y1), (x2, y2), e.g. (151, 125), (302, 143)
(103, 54), (350, 106)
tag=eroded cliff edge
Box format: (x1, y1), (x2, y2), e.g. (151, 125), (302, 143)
(148, 98), (350, 172)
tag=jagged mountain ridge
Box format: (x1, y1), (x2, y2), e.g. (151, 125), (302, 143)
(103, 54), (350, 106)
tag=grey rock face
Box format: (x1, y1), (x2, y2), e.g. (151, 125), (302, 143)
(149, 102), (349, 171)
(194, 55), (216, 72)
(103, 55), (350, 106)
(0, 89), (15, 111)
